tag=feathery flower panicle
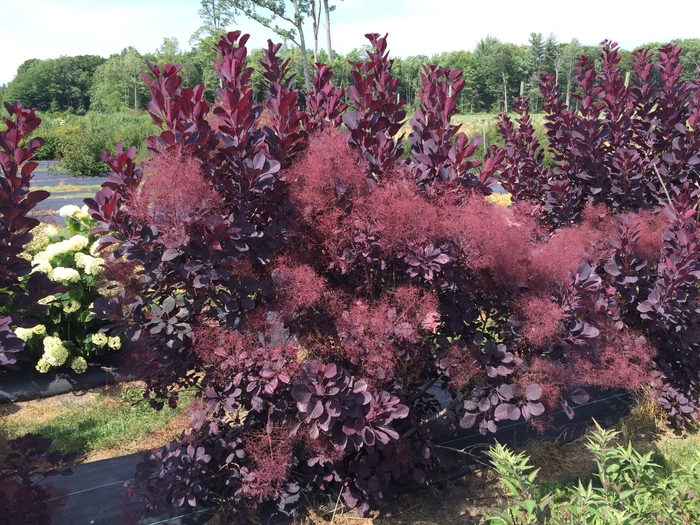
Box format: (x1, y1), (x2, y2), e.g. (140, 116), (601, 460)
(272, 261), (326, 316)
(128, 149), (220, 249)
(518, 295), (565, 348)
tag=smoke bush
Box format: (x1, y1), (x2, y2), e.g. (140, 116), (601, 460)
(86, 32), (700, 522)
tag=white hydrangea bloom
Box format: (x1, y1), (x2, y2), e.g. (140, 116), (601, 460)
(24, 224), (59, 255)
(49, 267), (81, 283)
(14, 327), (33, 341)
(38, 295), (56, 305)
(63, 299), (81, 314)
(67, 235), (89, 252)
(36, 358), (52, 373)
(70, 356), (88, 374)
(33, 250), (50, 262)
(31, 259), (53, 274)
(84, 257), (104, 276)
(59, 205), (81, 217)
(33, 324), (47, 336)
(43, 336), (69, 366)
(107, 336), (122, 350)
(43, 235), (90, 260)
(74, 252), (90, 268)
(91, 333), (108, 347)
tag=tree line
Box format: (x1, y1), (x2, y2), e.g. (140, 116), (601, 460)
(1, 0), (699, 115)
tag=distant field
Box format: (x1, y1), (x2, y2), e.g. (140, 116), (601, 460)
(401, 112), (548, 151)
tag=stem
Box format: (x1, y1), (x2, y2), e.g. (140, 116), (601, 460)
(407, 377), (439, 404)
(402, 389), (471, 439)
(329, 487), (343, 525)
(653, 164), (676, 214)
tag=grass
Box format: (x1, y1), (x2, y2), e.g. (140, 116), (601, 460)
(0, 381), (194, 463)
(33, 184), (104, 193)
(45, 191), (98, 199)
(44, 192), (98, 201)
(657, 427), (700, 473)
(485, 193), (512, 208)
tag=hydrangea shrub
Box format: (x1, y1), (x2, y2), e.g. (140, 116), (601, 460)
(0, 103), (76, 524)
(16, 204), (121, 373)
(85, 33), (700, 521)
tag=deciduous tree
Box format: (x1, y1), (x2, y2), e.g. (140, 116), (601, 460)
(224, 0), (313, 90)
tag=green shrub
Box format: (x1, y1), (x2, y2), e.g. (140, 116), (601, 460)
(485, 422), (700, 524)
(28, 111), (157, 173)
(58, 124), (110, 175)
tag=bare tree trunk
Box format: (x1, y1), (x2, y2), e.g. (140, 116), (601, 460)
(291, 0), (312, 91)
(311, 0), (320, 63)
(502, 71), (508, 114)
(323, 0), (332, 63)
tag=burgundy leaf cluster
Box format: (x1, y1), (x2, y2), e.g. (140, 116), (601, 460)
(258, 40), (308, 168)
(342, 33), (406, 177)
(407, 64), (497, 195)
(306, 62), (348, 132)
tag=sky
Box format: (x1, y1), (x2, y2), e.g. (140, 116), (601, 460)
(2, 0), (699, 85)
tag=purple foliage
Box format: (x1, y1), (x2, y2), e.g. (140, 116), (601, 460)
(85, 32), (700, 522)
(496, 40), (700, 426)
(342, 34), (406, 178)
